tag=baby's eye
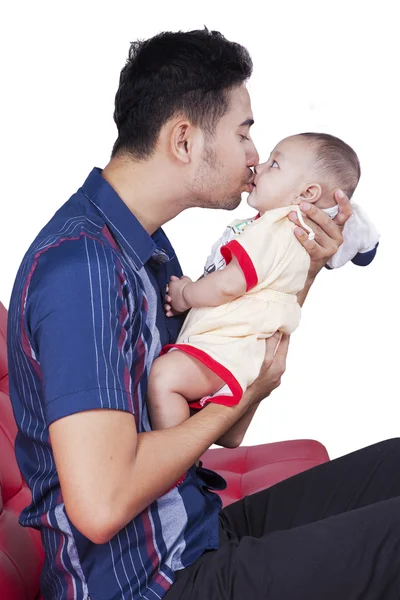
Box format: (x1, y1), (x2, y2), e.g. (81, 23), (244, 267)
(239, 134), (249, 142)
(271, 160), (279, 168)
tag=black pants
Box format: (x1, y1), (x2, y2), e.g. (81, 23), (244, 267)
(165, 439), (400, 600)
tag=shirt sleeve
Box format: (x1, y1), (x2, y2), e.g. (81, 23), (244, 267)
(25, 235), (138, 426)
(220, 216), (305, 292)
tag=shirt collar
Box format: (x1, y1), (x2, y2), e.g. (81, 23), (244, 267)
(81, 167), (168, 268)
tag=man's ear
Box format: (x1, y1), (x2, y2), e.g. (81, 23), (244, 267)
(170, 120), (196, 164)
(298, 183), (322, 204)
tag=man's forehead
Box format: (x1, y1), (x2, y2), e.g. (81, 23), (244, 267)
(227, 85), (253, 123)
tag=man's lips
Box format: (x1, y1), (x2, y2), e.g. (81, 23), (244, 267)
(245, 181), (256, 193)
(243, 173), (256, 192)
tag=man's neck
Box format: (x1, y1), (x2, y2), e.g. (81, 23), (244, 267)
(101, 155), (188, 235)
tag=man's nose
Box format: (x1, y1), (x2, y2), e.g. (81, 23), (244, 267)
(247, 144), (260, 168)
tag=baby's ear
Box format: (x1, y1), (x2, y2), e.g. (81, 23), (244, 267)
(298, 183), (322, 204)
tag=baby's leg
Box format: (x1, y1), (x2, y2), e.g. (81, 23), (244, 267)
(147, 350), (225, 430)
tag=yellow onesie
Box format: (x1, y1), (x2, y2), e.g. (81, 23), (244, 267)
(161, 205), (310, 408)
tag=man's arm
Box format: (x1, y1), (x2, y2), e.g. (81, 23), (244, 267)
(214, 402), (262, 448)
(27, 239), (253, 547)
(297, 276), (314, 308)
(50, 386), (258, 545)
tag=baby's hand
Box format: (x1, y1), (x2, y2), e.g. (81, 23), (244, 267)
(165, 275), (193, 317)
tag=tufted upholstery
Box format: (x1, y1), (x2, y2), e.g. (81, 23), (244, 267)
(0, 302), (45, 599)
(0, 302), (8, 392)
(202, 439), (330, 506)
(0, 301), (329, 599)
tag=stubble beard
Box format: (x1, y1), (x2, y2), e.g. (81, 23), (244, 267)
(192, 144), (243, 211)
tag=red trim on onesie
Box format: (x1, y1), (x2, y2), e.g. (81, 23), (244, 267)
(220, 239), (258, 291)
(160, 344), (243, 408)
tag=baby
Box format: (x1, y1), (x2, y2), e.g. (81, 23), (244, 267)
(147, 132), (374, 430)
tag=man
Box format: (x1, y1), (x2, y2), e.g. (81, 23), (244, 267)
(8, 29), (399, 600)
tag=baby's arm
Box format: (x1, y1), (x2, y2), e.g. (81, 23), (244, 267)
(167, 257), (247, 313)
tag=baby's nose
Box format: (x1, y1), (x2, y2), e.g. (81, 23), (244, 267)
(256, 161), (268, 173)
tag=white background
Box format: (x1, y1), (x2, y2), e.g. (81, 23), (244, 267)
(1, 0), (399, 459)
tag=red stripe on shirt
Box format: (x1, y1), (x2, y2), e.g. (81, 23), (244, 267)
(20, 232), (105, 381)
(220, 239), (258, 291)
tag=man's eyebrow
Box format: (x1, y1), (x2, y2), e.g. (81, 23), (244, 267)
(239, 118), (254, 127)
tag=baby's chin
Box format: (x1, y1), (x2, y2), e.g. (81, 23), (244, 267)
(247, 191), (265, 209)
(247, 193), (280, 212)
(246, 192), (256, 206)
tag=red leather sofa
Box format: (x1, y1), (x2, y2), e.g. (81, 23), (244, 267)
(0, 303), (45, 600)
(0, 301), (329, 599)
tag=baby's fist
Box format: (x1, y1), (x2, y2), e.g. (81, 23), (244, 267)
(166, 275), (193, 316)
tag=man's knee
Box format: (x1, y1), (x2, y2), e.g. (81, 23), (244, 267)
(369, 438), (400, 458)
(378, 438), (400, 451)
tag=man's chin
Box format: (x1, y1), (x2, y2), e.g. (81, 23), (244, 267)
(223, 195), (242, 210)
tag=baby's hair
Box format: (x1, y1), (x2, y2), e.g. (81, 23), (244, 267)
(298, 132), (361, 199)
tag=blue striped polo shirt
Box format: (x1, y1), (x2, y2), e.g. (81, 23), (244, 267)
(7, 168), (224, 600)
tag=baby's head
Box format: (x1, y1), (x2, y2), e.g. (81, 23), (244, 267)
(248, 133), (361, 214)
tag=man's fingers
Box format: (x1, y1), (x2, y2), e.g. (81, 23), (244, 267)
(262, 332), (290, 378)
(271, 332), (283, 357)
(271, 333), (289, 376)
(293, 227), (329, 260)
(264, 332), (283, 362)
(289, 203), (342, 241)
(289, 211), (327, 244)
(301, 202), (344, 242)
(275, 332), (290, 356)
(290, 208), (343, 257)
(333, 189), (352, 226)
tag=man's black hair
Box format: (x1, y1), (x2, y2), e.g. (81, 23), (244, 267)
(112, 28), (253, 160)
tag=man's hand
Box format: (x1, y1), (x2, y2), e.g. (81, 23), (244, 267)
(248, 332), (289, 404)
(289, 189), (352, 279)
(165, 275), (193, 317)
(214, 332), (289, 448)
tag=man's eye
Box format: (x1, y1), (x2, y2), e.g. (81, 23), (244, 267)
(239, 134), (249, 141)
(271, 160), (279, 168)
